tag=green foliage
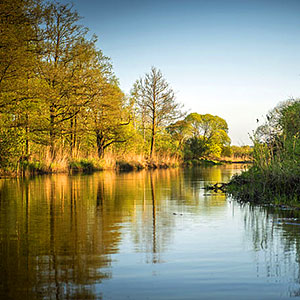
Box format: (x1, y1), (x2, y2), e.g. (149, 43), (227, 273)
(0, 127), (23, 170)
(155, 130), (181, 157)
(181, 113), (230, 159)
(116, 160), (145, 171)
(0, 0), (235, 175)
(20, 160), (49, 175)
(230, 145), (252, 160)
(69, 158), (104, 173)
(229, 159), (300, 203)
(278, 101), (300, 138)
(184, 137), (208, 160)
(221, 146), (233, 157)
(230, 99), (300, 204)
(0, 0), (138, 173)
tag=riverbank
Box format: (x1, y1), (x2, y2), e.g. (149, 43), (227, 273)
(184, 157), (252, 167)
(0, 155), (252, 178)
(0, 154), (181, 177)
(224, 100), (300, 207)
(227, 163), (300, 206)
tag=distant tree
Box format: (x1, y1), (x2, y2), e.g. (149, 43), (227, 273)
(131, 67), (183, 157)
(230, 145), (252, 160)
(166, 119), (190, 154)
(131, 78), (148, 146)
(183, 113), (230, 158)
(88, 81), (130, 158)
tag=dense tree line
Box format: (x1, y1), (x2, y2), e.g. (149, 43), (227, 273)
(0, 0), (234, 174)
(0, 0), (130, 171)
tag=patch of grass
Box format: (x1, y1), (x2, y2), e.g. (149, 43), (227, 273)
(116, 154), (180, 171)
(184, 158), (222, 167)
(1, 150), (181, 177)
(19, 160), (49, 175)
(69, 158), (103, 173)
(228, 161), (300, 205)
(116, 160), (145, 171)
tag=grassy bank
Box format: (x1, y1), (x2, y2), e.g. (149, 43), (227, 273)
(228, 162), (300, 205)
(227, 145), (300, 206)
(184, 158), (222, 167)
(184, 156), (253, 168)
(0, 153), (181, 177)
(227, 100), (300, 206)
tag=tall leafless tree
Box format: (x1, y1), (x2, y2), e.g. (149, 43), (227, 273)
(133, 67), (183, 157)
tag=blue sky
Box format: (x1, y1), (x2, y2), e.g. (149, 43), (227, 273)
(70, 0), (300, 144)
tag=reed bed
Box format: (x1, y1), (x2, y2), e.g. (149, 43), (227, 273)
(228, 139), (300, 205)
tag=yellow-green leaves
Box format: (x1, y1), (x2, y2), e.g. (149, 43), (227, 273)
(182, 113), (230, 159)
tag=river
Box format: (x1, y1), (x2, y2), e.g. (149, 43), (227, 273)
(0, 165), (300, 299)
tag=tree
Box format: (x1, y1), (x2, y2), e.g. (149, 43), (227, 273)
(183, 113), (230, 158)
(0, 0), (40, 111)
(255, 99), (300, 159)
(166, 119), (190, 156)
(0, 0), (41, 167)
(230, 145), (252, 160)
(278, 100), (300, 139)
(132, 67), (183, 157)
(0, 0), (147, 173)
(254, 100), (294, 144)
(65, 48), (132, 159)
(88, 81), (130, 158)
(39, 2), (97, 159)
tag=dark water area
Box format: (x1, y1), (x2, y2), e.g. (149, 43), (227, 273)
(1, 165), (300, 299)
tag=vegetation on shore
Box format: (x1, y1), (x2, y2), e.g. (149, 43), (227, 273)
(228, 99), (300, 205)
(0, 0), (253, 177)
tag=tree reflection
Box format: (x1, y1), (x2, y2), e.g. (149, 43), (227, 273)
(116, 170), (176, 264)
(150, 172), (158, 263)
(0, 176), (115, 299)
(241, 203), (300, 296)
(0, 165), (242, 299)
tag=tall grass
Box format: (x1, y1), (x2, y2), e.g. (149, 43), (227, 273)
(5, 147), (182, 177)
(228, 137), (300, 204)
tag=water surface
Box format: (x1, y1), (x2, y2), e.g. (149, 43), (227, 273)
(1, 165), (300, 299)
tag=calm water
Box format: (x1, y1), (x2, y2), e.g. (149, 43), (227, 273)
(1, 165), (300, 299)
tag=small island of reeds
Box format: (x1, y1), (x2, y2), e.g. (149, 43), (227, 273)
(228, 99), (300, 206)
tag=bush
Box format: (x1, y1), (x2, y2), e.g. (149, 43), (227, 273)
(69, 159), (101, 173)
(229, 100), (300, 205)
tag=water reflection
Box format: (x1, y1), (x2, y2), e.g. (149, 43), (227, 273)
(1, 165), (299, 299)
(0, 176), (116, 299)
(241, 203), (300, 297)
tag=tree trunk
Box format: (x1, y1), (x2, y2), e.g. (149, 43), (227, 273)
(142, 109), (146, 143)
(96, 131), (105, 158)
(150, 113), (156, 158)
(70, 116), (77, 156)
(74, 116), (77, 152)
(25, 113), (30, 159)
(150, 173), (157, 263)
(70, 118), (74, 153)
(49, 105), (55, 160)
